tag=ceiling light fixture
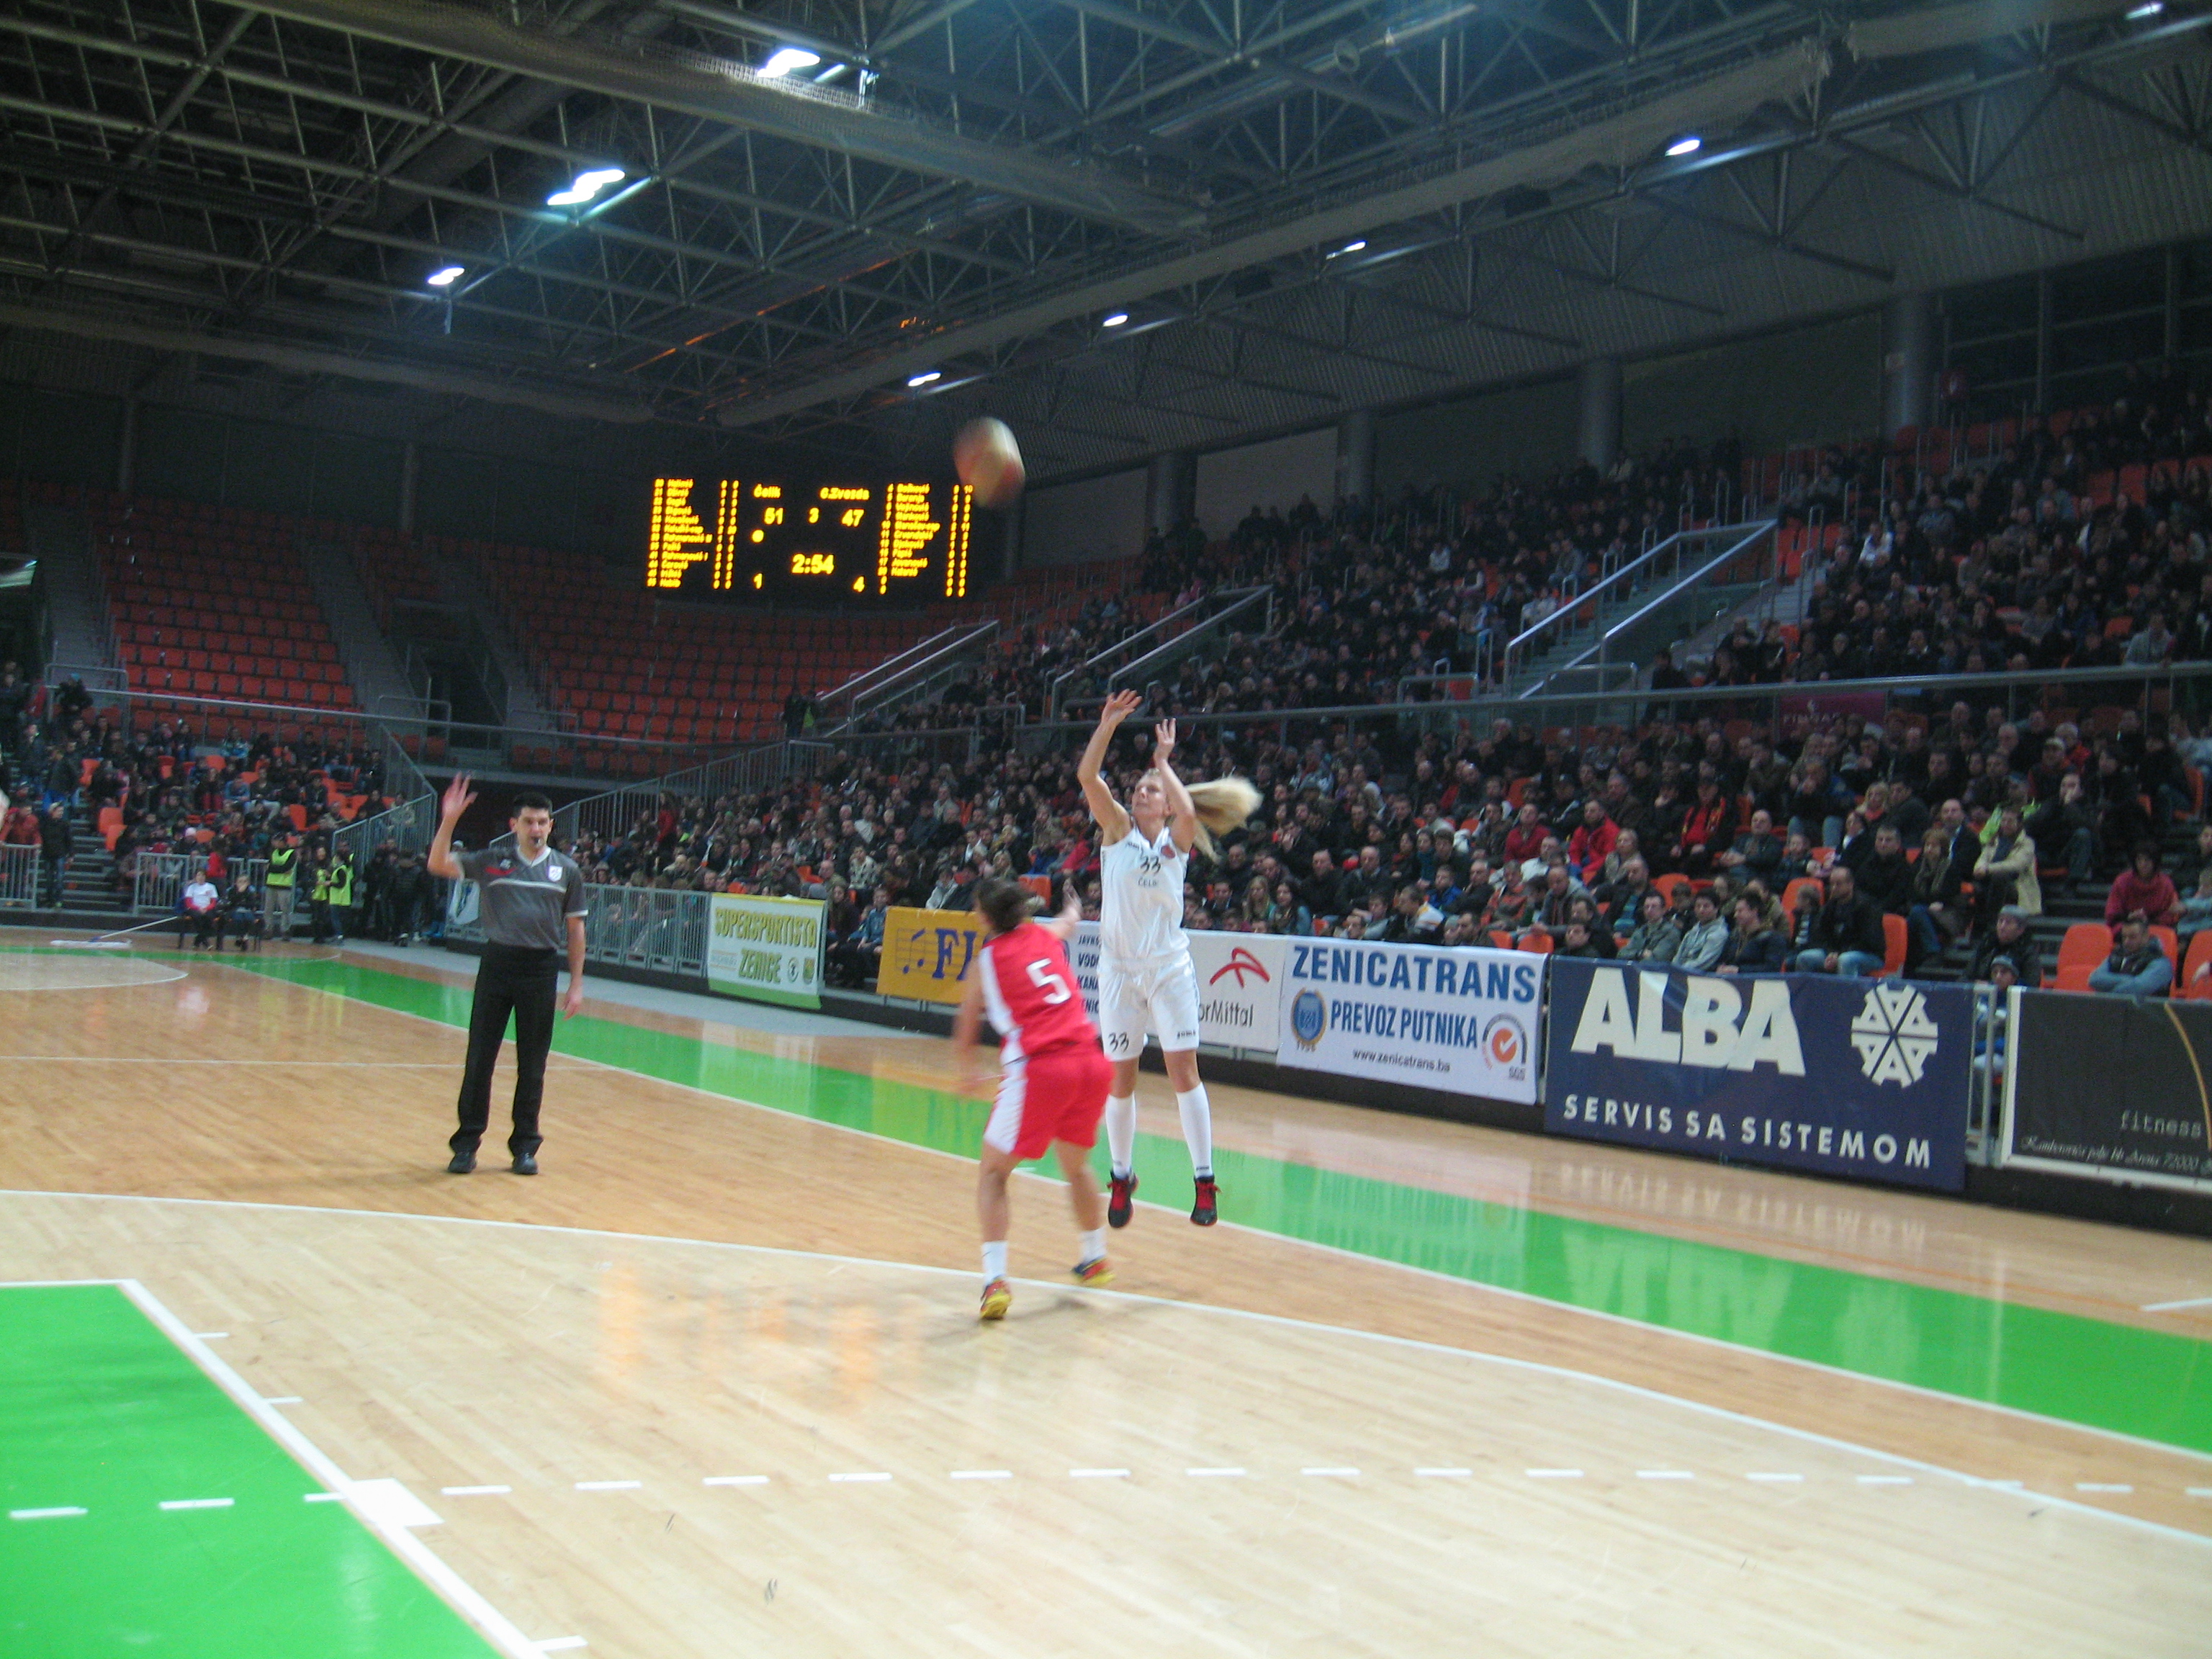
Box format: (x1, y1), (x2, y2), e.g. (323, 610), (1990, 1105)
(907, 370), (943, 387)
(761, 46), (823, 77)
(426, 265), (465, 287)
(1665, 135), (1703, 157)
(1334, 239), (1368, 256)
(547, 166), (626, 208)
(2126, 1), (2164, 16)
(1102, 312), (1130, 328)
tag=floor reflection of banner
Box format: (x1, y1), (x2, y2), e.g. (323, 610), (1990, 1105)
(1542, 960), (1974, 1192)
(875, 908), (987, 1005)
(2002, 989), (2212, 1194)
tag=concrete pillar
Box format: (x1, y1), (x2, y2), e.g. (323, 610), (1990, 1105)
(1577, 356), (1622, 472)
(1883, 292), (1936, 436)
(116, 398), (140, 495)
(1334, 409), (1375, 510)
(398, 440), (420, 536)
(1146, 449), (1192, 534)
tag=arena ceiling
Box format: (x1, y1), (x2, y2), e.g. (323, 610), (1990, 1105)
(6, 0), (2212, 480)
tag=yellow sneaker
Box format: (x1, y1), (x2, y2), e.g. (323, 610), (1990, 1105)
(979, 1277), (1012, 1321)
(1071, 1256), (1114, 1288)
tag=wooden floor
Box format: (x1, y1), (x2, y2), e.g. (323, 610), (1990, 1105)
(2, 932), (2209, 1658)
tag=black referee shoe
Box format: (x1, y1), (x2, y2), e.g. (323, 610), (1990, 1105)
(446, 1149), (476, 1174)
(511, 1151), (539, 1176)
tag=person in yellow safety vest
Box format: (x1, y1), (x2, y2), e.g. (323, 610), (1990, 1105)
(307, 845), (338, 945)
(327, 854), (354, 940)
(263, 832), (300, 943)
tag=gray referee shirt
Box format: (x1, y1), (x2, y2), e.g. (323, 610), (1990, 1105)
(457, 840), (588, 951)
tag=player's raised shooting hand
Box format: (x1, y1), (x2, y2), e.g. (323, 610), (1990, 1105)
(440, 773), (477, 823)
(1152, 719), (1177, 765)
(1098, 689), (1143, 730)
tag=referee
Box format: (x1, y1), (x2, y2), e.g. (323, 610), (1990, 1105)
(428, 775), (587, 1176)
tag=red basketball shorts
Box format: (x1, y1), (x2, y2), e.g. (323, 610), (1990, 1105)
(982, 1045), (1111, 1161)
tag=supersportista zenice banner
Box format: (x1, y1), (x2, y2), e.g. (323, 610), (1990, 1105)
(2002, 989), (2212, 1194)
(1542, 959), (1974, 1191)
(1272, 938), (1542, 1104)
(706, 892), (825, 1009)
(1071, 925), (1290, 1051)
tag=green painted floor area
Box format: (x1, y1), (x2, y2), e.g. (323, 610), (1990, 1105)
(17, 945), (2212, 1459)
(0, 1283), (498, 1659)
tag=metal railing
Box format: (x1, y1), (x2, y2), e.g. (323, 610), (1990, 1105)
(133, 852), (269, 915)
(0, 843), (37, 909)
(818, 621), (1001, 735)
(1501, 519), (1778, 691)
(1048, 586), (1271, 719)
(1518, 521), (1779, 699)
(447, 878), (711, 977)
(552, 739), (806, 848)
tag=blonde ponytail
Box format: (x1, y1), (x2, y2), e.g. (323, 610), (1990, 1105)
(1184, 775), (1261, 860)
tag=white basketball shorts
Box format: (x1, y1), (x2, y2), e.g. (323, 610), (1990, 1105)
(1096, 955), (1201, 1059)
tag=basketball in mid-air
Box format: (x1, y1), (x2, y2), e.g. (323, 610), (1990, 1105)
(954, 417), (1025, 509)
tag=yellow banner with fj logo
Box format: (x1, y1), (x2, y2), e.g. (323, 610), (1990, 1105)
(876, 907), (988, 1004)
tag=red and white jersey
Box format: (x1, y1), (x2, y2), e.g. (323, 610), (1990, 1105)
(977, 921), (1097, 1062)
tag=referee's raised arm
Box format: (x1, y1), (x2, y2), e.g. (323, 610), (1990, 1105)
(428, 773), (476, 880)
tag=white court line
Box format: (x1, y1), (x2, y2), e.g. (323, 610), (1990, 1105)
(2142, 1295), (2212, 1312)
(573, 1480), (640, 1492)
(104, 1280), (547, 1659)
(265, 1396), (302, 1406)
(2190, 1488), (2212, 1498)
(158, 1498), (235, 1511)
(1186, 1467), (1247, 1478)
(0, 1056), (513, 1066)
(209, 956), (2212, 1477)
(703, 1476), (768, 1487)
(192, 1331), (228, 1340)
(536, 1640), (588, 1653)
(950, 1470), (1010, 1480)
(1414, 1467), (1472, 1478)
(304, 1493), (344, 1503)
(10, 1507), (86, 1520)
(12, 1202), (2209, 1555)
(1302, 1467), (1359, 1478)
(1747, 1473), (1804, 1483)
(1526, 1470), (1583, 1478)
(1070, 1468), (1130, 1479)
(444, 1485), (513, 1497)
(1636, 1470), (1695, 1480)
(828, 1473), (891, 1483)
(1858, 1475), (1914, 1485)
(2077, 1483), (2135, 1493)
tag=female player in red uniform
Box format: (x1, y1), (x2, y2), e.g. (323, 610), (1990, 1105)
(953, 877), (1115, 1321)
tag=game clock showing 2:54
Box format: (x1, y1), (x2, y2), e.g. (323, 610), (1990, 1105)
(645, 477), (977, 605)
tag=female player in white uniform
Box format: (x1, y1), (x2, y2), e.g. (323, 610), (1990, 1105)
(1079, 690), (1257, 1228)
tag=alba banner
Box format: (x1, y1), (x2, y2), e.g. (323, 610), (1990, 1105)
(1542, 959), (1972, 1191)
(876, 907), (989, 1004)
(1070, 925), (1290, 1051)
(1273, 938), (1542, 1103)
(706, 892), (825, 1009)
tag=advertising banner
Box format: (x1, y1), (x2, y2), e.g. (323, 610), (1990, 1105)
(876, 907), (989, 1005)
(2002, 989), (2212, 1194)
(1069, 925), (1290, 1051)
(706, 893), (825, 1009)
(1272, 938), (1542, 1103)
(1542, 959), (1973, 1191)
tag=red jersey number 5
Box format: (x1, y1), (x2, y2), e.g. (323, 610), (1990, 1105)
(1027, 959), (1072, 1004)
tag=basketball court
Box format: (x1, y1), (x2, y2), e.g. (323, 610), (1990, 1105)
(3, 931), (2208, 1658)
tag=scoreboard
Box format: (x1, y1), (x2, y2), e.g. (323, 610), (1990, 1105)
(644, 476), (975, 604)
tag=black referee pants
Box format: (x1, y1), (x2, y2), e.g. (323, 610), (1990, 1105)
(453, 943), (559, 1158)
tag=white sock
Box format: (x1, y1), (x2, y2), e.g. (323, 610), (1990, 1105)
(981, 1241), (1008, 1282)
(1079, 1228), (1105, 1263)
(1176, 1084), (1213, 1179)
(1105, 1094), (1136, 1177)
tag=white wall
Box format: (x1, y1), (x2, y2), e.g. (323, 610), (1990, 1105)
(1193, 428), (1336, 539)
(1021, 467), (1148, 565)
